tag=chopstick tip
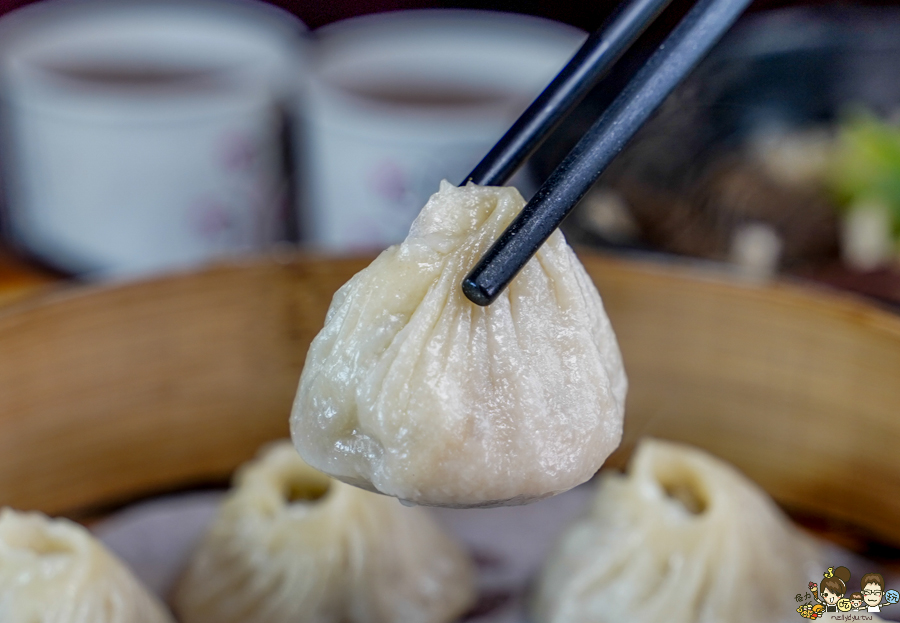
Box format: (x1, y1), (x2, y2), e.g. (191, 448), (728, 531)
(462, 276), (495, 306)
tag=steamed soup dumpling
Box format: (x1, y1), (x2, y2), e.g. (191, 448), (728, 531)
(174, 440), (475, 623)
(0, 508), (175, 623)
(533, 438), (826, 623)
(292, 181), (627, 507)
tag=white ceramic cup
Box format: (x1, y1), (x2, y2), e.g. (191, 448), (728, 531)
(0, 0), (304, 278)
(300, 10), (586, 252)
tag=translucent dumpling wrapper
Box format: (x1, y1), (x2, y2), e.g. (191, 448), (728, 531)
(292, 181), (627, 508)
(173, 440), (475, 623)
(0, 507), (175, 623)
(533, 438), (826, 623)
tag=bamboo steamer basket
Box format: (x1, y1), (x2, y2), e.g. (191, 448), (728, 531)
(0, 251), (898, 547)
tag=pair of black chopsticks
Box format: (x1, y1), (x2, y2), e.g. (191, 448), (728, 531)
(460, 0), (752, 306)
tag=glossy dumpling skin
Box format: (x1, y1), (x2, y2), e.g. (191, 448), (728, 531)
(0, 508), (175, 623)
(292, 181), (627, 508)
(173, 441), (475, 623)
(533, 438), (825, 623)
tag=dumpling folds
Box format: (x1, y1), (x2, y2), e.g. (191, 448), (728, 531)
(292, 181), (627, 508)
(174, 440), (475, 623)
(0, 507), (174, 623)
(533, 438), (825, 623)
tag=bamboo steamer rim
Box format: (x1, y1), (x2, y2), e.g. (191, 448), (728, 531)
(0, 250), (898, 547)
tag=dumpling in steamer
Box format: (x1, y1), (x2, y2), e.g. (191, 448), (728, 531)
(0, 508), (175, 623)
(173, 441), (475, 623)
(533, 438), (826, 623)
(292, 181), (627, 508)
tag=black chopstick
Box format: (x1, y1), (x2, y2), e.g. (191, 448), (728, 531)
(462, 0), (752, 306)
(461, 0), (674, 187)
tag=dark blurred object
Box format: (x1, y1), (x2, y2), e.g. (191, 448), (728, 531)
(607, 156), (839, 266)
(0, 247), (57, 305)
(5, 0), (900, 34)
(796, 263), (900, 312)
(531, 7), (900, 282)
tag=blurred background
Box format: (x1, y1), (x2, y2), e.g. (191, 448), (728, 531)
(1, 0), (900, 307)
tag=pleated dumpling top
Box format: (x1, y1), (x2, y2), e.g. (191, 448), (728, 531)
(0, 508), (175, 623)
(533, 439), (826, 623)
(174, 441), (475, 623)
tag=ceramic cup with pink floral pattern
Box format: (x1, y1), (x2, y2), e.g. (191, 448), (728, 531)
(0, 0), (303, 278)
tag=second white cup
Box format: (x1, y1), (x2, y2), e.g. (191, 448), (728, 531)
(300, 10), (586, 252)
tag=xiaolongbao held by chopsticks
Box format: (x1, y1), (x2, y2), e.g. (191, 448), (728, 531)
(532, 438), (827, 623)
(292, 181), (627, 508)
(173, 441), (475, 623)
(0, 508), (175, 623)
